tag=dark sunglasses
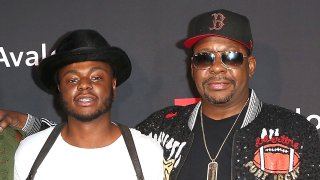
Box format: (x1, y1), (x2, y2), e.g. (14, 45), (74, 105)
(191, 51), (247, 69)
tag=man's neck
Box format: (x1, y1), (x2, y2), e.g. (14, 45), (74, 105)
(202, 95), (250, 121)
(61, 116), (121, 148)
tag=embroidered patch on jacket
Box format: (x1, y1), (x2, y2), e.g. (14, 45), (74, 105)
(149, 131), (187, 180)
(165, 112), (177, 119)
(243, 128), (300, 179)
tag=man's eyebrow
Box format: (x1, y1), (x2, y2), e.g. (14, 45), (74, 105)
(90, 66), (106, 72)
(62, 66), (108, 76)
(89, 66), (113, 75)
(61, 69), (78, 77)
(195, 46), (240, 52)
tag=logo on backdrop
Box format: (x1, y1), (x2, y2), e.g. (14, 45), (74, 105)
(0, 43), (47, 67)
(296, 108), (320, 131)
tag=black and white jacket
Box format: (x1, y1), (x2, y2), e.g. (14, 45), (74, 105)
(136, 90), (320, 180)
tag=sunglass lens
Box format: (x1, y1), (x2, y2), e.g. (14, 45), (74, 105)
(222, 51), (244, 68)
(192, 53), (214, 69)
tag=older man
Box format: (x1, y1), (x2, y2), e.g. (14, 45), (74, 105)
(136, 9), (320, 180)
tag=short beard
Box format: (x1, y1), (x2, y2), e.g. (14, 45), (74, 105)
(59, 90), (114, 122)
(202, 76), (235, 105)
(203, 91), (234, 105)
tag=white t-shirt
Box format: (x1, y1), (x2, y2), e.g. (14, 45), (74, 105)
(14, 126), (163, 180)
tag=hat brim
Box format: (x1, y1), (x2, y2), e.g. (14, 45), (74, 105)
(38, 47), (131, 94)
(184, 34), (250, 49)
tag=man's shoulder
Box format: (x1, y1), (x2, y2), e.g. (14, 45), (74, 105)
(19, 126), (54, 149)
(131, 128), (156, 140)
(130, 128), (163, 154)
(136, 104), (196, 132)
(262, 103), (304, 118)
(130, 128), (158, 144)
(260, 103), (314, 127)
(15, 126), (55, 168)
(145, 104), (196, 122)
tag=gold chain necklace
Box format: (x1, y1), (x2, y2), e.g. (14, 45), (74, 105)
(200, 98), (249, 180)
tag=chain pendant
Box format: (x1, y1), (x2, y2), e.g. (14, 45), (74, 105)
(207, 161), (218, 180)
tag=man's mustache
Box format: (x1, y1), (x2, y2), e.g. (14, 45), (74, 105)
(202, 76), (235, 86)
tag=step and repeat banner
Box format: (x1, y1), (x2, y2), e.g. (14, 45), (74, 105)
(0, 1), (319, 135)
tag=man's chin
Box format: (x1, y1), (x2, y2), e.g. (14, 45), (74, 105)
(204, 93), (233, 105)
(76, 116), (97, 122)
(68, 110), (108, 122)
(69, 113), (102, 122)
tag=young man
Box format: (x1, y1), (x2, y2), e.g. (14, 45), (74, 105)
(13, 29), (163, 180)
(1, 9), (320, 180)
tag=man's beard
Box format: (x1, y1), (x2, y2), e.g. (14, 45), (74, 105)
(59, 90), (114, 122)
(203, 90), (234, 105)
(202, 76), (235, 105)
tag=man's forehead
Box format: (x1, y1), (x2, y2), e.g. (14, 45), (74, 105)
(59, 61), (113, 75)
(193, 36), (247, 52)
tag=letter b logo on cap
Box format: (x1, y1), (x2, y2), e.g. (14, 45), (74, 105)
(209, 13), (226, 31)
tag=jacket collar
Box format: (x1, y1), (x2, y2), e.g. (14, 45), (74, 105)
(187, 89), (262, 130)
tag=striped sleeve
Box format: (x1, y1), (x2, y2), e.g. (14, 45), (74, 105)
(22, 114), (56, 136)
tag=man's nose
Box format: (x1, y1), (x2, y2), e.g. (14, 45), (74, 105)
(77, 78), (93, 91)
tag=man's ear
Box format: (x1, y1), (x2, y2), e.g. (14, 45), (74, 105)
(248, 56), (256, 78)
(190, 63), (195, 79)
(112, 79), (117, 96)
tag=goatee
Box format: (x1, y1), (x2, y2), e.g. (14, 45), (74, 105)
(60, 90), (114, 122)
(204, 91), (234, 104)
(202, 76), (235, 105)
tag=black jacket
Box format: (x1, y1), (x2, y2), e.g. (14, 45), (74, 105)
(136, 90), (320, 180)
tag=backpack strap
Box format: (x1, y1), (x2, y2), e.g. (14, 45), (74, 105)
(26, 123), (65, 180)
(118, 123), (145, 180)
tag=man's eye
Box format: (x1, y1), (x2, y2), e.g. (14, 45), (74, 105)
(92, 76), (102, 81)
(68, 79), (78, 83)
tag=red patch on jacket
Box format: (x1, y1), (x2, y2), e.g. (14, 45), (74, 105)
(165, 112), (177, 119)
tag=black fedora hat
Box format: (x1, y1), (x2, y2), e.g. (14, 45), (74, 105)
(38, 29), (131, 94)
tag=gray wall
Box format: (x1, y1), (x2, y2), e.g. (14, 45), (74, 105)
(1, 0), (319, 134)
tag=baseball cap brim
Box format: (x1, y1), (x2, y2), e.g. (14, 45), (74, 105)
(184, 34), (251, 49)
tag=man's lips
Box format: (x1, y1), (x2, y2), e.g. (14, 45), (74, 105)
(203, 76), (235, 90)
(207, 81), (231, 90)
(74, 95), (97, 106)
